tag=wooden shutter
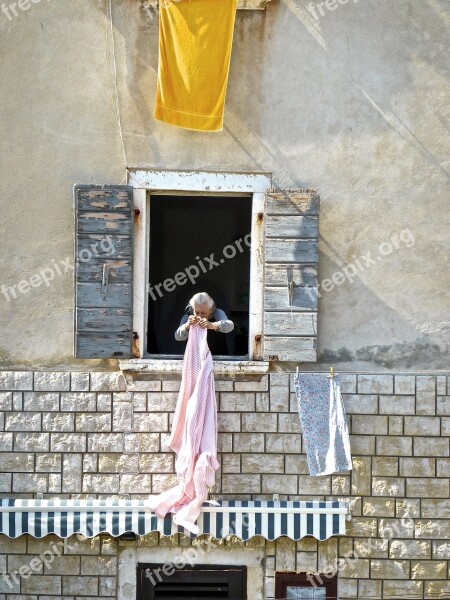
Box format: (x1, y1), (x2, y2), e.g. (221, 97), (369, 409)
(74, 184), (134, 358)
(263, 190), (319, 362)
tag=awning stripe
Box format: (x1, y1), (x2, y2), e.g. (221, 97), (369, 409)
(0, 499), (347, 541)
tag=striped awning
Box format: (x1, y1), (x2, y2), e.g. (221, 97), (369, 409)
(0, 499), (348, 541)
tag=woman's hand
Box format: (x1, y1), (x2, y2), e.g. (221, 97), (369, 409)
(185, 315), (198, 330)
(198, 319), (219, 330)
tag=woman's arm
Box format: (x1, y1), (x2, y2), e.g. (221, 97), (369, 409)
(174, 314), (189, 341)
(212, 308), (234, 333)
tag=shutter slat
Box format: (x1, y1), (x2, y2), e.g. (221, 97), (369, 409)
(262, 190), (319, 362)
(74, 184), (134, 359)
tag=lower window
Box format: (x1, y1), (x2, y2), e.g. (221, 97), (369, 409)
(275, 572), (337, 600)
(137, 563), (247, 599)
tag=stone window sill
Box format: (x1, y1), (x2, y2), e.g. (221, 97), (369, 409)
(119, 358), (270, 376)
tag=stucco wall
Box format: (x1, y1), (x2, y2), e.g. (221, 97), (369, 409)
(0, 0), (448, 369)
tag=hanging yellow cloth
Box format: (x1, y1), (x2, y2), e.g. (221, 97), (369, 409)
(155, 0), (238, 132)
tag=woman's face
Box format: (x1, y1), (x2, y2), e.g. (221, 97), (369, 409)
(194, 303), (212, 319)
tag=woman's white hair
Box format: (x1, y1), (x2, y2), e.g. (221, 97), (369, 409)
(188, 292), (215, 312)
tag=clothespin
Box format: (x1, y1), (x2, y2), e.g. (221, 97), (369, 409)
(329, 367), (334, 379)
(287, 267), (294, 309)
(296, 366), (299, 376)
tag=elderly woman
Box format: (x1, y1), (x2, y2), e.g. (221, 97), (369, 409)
(175, 292), (234, 355)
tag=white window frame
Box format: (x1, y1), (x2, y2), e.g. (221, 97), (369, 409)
(119, 169), (271, 375)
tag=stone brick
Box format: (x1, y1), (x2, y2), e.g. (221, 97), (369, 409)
(388, 416), (403, 435)
(217, 433), (232, 452)
(36, 453), (61, 472)
(242, 454), (284, 474)
(123, 433), (159, 453)
(351, 456), (371, 495)
(442, 417), (450, 435)
(383, 580), (423, 596)
(51, 433), (86, 452)
(0, 371), (33, 391)
(338, 557), (370, 578)
(62, 454), (82, 493)
(0, 452), (34, 472)
(131, 392), (147, 411)
(48, 473), (62, 492)
(337, 578), (358, 598)
(411, 559), (447, 579)
(80, 555), (116, 576)
(363, 498), (395, 517)
(217, 413), (240, 432)
(112, 402), (132, 432)
(83, 474), (119, 494)
(372, 457), (398, 476)
(421, 499), (450, 518)
(343, 394), (378, 414)
(358, 375), (393, 394)
(5, 412), (41, 431)
(354, 537), (388, 558)
(372, 477), (405, 496)
(119, 474), (152, 494)
(295, 551), (317, 572)
(416, 376), (436, 415)
(12, 391), (23, 411)
(390, 540), (431, 559)
(0, 472), (11, 491)
(139, 453), (173, 473)
(34, 371), (69, 391)
(349, 435), (375, 455)
(242, 413), (277, 433)
(151, 473), (179, 493)
(436, 458), (450, 477)
(220, 393), (255, 412)
(426, 581), (450, 596)
(404, 416), (440, 435)
(76, 413), (111, 432)
(42, 413), (74, 432)
(400, 457), (435, 477)
(14, 432), (49, 452)
(233, 433), (264, 453)
(43, 555), (80, 575)
(62, 576), (99, 596)
(357, 580), (382, 598)
(379, 517), (415, 539)
(379, 395), (415, 415)
(370, 558), (409, 578)
(332, 474), (350, 494)
(90, 372), (126, 392)
(0, 427), (12, 452)
(222, 453), (240, 473)
(415, 519), (450, 539)
(297, 475), (330, 495)
(21, 575), (62, 595)
(262, 474), (297, 494)
(147, 392), (178, 411)
(87, 433), (123, 453)
(285, 454), (309, 475)
(71, 372), (90, 391)
(60, 393), (96, 412)
(265, 434), (301, 453)
(83, 453), (98, 472)
(436, 376), (447, 395)
(222, 474), (260, 494)
(0, 392), (12, 410)
(97, 393), (112, 412)
(317, 537), (337, 572)
(376, 436), (412, 456)
(256, 392), (269, 412)
(396, 498), (420, 518)
(278, 413), (300, 433)
(100, 575), (116, 595)
(132, 413), (168, 432)
(433, 541), (450, 559)
(13, 473), (47, 493)
(338, 374), (357, 393)
(414, 436), (449, 456)
(235, 375), (268, 391)
(437, 396), (450, 415)
(394, 375), (416, 395)
(352, 415), (387, 435)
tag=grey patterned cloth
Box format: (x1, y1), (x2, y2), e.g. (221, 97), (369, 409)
(294, 373), (352, 477)
(286, 587), (327, 599)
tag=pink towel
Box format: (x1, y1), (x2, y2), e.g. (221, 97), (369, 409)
(146, 324), (219, 534)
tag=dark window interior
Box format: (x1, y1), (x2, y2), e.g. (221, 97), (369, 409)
(137, 563), (247, 599)
(147, 195), (252, 357)
(275, 572), (338, 599)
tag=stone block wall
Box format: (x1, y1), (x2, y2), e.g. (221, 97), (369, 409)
(0, 370), (448, 599)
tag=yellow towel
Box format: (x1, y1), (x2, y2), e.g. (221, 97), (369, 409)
(155, 0), (238, 132)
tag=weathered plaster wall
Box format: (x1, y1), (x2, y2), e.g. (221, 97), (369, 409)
(0, 0), (448, 368)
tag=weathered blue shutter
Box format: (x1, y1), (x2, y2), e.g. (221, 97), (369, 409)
(74, 185), (134, 358)
(263, 190), (319, 362)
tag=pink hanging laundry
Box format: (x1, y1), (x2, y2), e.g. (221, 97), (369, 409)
(146, 324), (219, 534)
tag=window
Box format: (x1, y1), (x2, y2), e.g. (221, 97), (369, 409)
(73, 175), (320, 367)
(137, 563), (247, 599)
(275, 572), (337, 600)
